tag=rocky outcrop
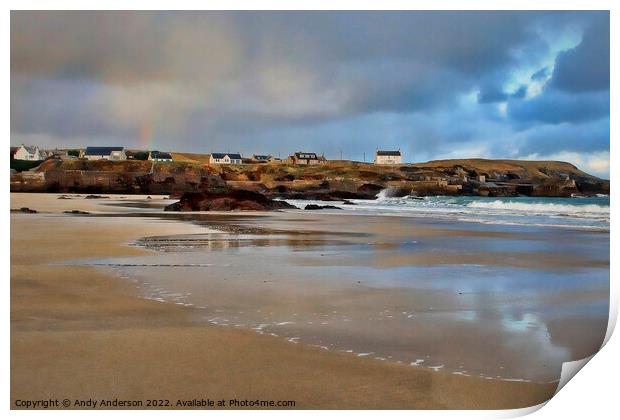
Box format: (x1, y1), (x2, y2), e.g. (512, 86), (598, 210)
(10, 158), (610, 198)
(164, 190), (297, 212)
(11, 207), (37, 213)
(304, 204), (342, 210)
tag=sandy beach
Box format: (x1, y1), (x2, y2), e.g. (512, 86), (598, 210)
(12, 192), (600, 409)
(9, 8), (613, 413)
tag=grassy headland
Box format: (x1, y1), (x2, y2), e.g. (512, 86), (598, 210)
(10, 156), (609, 198)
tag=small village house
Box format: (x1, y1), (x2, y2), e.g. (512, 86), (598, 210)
(148, 151), (173, 162)
(374, 150), (402, 165)
(125, 150), (150, 160)
(81, 147), (127, 161)
(208, 153), (243, 165)
(46, 149), (68, 159)
(290, 152), (323, 165)
(252, 154), (274, 163)
(13, 145), (44, 161)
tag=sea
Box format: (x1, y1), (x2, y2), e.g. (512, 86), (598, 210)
(284, 192), (610, 231)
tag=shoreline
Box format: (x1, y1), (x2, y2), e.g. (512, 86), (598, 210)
(10, 191), (610, 228)
(11, 193), (565, 408)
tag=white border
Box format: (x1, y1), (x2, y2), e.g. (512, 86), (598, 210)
(3, 2), (617, 419)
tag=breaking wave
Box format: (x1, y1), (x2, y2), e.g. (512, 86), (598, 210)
(289, 191), (610, 230)
(465, 200), (609, 216)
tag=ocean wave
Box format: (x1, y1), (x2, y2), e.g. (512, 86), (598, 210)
(456, 217), (609, 231)
(465, 200), (609, 215)
(284, 194), (610, 230)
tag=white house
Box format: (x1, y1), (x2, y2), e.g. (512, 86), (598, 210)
(13, 145), (44, 161)
(82, 147), (127, 161)
(208, 153), (243, 164)
(374, 150), (402, 165)
(148, 151), (173, 162)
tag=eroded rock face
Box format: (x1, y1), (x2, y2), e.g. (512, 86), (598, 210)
(10, 158), (610, 197)
(164, 190), (297, 212)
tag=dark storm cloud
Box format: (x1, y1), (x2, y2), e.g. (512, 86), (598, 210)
(516, 118), (610, 156)
(504, 14), (609, 127)
(550, 14), (610, 92)
(477, 85), (527, 104)
(10, 10), (547, 119)
(530, 67), (549, 81)
(477, 86), (510, 104)
(507, 90), (609, 125)
(10, 11), (542, 82)
(10, 11), (610, 176)
(11, 78), (137, 139)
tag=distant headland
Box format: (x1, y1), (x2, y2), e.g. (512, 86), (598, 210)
(10, 146), (609, 199)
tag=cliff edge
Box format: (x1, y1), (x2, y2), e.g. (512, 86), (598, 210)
(10, 158), (609, 198)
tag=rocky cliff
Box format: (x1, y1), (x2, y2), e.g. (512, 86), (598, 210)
(10, 157), (609, 198)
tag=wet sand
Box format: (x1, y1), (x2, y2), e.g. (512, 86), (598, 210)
(99, 211), (607, 383)
(11, 193), (568, 409)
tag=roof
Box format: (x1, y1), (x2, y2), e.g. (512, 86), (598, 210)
(150, 151), (172, 159)
(85, 146), (124, 156)
(294, 152), (318, 159)
(21, 145), (39, 154)
(376, 150), (401, 156)
(253, 155), (272, 160)
(211, 153), (242, 160)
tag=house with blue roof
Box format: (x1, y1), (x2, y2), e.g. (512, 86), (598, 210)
(81, 147), (127, 161)
(208, 153), (243, 165)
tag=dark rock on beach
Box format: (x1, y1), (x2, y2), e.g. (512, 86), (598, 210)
(63, 210), (90, 215)
(164, 190), (297, 212)
(275, 190), (376, 201)
(11, 207), (37, 213)
(304, 204), (343, 210)
(84, 194), (109, 199)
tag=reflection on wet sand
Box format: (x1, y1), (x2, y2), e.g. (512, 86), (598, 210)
(78, 209), (608, 384)
(133, 235), (356, 252)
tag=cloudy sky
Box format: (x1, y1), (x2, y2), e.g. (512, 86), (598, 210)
(11, 11), (610, 177)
